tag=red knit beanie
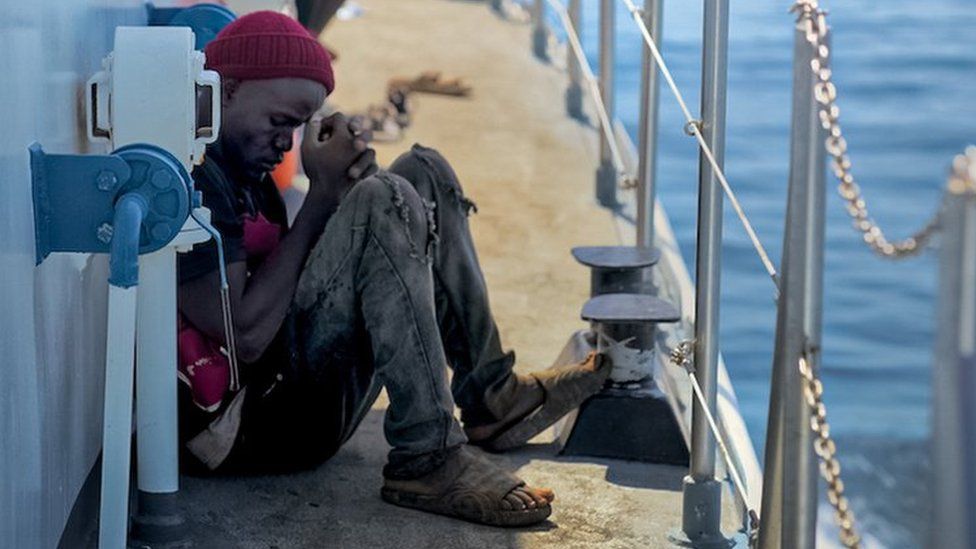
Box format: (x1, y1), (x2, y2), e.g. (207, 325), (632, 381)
(204, 11), (335, 94)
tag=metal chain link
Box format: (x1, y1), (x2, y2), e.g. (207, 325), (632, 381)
(792, 0), (942, 259)
(798, 355), (862, 549)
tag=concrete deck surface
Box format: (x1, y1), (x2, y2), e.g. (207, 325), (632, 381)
(177, 1), (743, 547)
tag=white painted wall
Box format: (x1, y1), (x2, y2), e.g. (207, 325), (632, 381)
(0, 1), (147, 546)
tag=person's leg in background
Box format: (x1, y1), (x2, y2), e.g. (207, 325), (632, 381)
(295, 0), (346, 37)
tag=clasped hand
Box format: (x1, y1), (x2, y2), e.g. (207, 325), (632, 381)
(301, 112), (378, 205)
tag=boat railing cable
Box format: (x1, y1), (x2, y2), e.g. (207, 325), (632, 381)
(618, 0), (780, 292)
(792, 0), (942, 259)
(670, 340), (761, 543)
(544, 0), (636, 189)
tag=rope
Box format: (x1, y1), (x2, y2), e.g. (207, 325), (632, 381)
(620, 0), (780, 291)
(544, 0), (635, 188)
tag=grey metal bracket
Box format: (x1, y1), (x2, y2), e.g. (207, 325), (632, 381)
(595, 160), (618, 208)
(30, 143), (194, 265)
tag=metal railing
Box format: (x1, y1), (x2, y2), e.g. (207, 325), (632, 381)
(529, 0), (751, 545)
(520, 1), (973, 547)
(757, 12), (826, 546)
(931, 150), (976, 549)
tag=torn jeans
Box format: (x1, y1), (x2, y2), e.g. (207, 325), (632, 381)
(225, 145), (516, 479)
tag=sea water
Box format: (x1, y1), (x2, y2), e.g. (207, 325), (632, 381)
(560, 0), (976, 546)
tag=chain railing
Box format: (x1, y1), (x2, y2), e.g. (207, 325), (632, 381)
(505, 2), (968, 547)
(792, 0), (943, 259)
(797, 354), (862, 548)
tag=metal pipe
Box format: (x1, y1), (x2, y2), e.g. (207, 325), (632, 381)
(595, 0), (617, 206)
(136, 248), (180, 494)
(757, 22), (825, 549)
(636, 0), (663, 248)
(99, 193), (147, 549)
(681, 0), (729, 543)
(565, 0), (585, 120)
(533, 0), (549, 61)
(931, 179), (976, 548)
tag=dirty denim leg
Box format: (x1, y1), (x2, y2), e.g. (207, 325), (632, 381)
(389, 144), (517, 427)
(291, 173), (467, 478)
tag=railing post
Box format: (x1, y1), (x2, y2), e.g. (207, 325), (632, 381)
(636, 0), (663, 248)
(491, 0), (503, 15)
(595, 0), (617, 207)
(931, 160), (976, 549)
(565, 0), (585, 120)
(757, 15), (825, 549)
(532, 0), (549, 61)
(678, 0), (730, 546)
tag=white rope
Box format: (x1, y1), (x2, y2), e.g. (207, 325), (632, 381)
(620, 0), (780, 291)
(545, 0), (630, 180)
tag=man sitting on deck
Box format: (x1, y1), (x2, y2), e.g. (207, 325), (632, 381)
(177, 11), (609, 527)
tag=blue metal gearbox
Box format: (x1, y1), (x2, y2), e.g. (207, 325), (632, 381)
(30, 143), (194, 268)
(147, 3), (237, 50)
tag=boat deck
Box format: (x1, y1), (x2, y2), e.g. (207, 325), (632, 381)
(174, 1), (742, 547)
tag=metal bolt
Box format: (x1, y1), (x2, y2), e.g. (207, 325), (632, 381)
(150, 170), (173, 189)
(151, 222), (171, 242)
(96, 171), (118, 191)
(96, 223), (114, 244)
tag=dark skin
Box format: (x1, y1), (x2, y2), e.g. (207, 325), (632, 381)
(179, 76), (552, 511)
(179, 77), (376, 364)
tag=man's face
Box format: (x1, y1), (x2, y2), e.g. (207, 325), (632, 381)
(217, 77), (327, 178)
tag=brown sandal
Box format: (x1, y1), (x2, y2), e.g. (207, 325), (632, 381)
(388, 71), (472, 97)
(470, 352), (611, 452)
(381, 446), (552, 527)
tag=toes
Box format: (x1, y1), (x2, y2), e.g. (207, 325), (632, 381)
(528, 486), (554, 505)
(536, 487), (555, 503)
(504, 493), (526, 510)
(502, 496), (517, 511)
(513, 488), (536, 509)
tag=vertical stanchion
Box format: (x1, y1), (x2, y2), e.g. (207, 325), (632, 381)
(491, 0), (503, 14)
(677, 0), (730, 546)
(595, 0), (617, 207)
(636, 0), (663, 247)
(757, 16), (825, 549)
(131, 247), (187, 543)
(533, 0), (549, 61)
(931, 165), (976, 549)
(566, 0), (585, 120)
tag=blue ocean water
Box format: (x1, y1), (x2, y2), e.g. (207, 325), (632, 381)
(558, 1), (976, 546)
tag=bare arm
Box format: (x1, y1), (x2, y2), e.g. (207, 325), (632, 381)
(179, 114), (376, 364)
